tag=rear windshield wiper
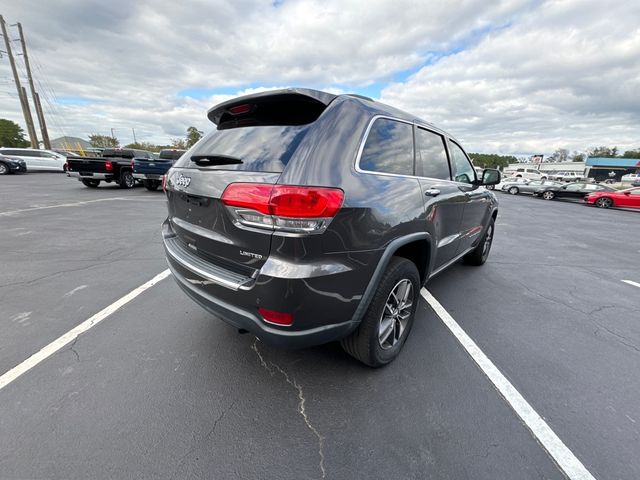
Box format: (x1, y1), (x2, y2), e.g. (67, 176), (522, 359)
(191, 154), (243, 166)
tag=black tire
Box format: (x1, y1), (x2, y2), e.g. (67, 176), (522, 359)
(542, 191), (555, 200)
(595, 197), (613, 208)
(340, 257), (420, 367)
(516, 174), (522, 178)
(81, 179), (100, 188)
(463, 218), (495, 266)
(508, 186), (519, 195)
(0, 162), (8, 175)
(119, 170), (135, 188)
(143, 179), (160, 191)
(541, 176), (547, 180)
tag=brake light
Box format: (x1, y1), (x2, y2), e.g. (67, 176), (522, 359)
(229, 104), (252, 115)
(131, 160), (135, 169)
(221, 183), (344, 234)
(258, 307), (294, 326)
(162, 174), (167, 192)
(105, 161), (113, 172)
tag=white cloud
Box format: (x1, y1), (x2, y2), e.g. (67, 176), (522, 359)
(0, 0), (638, 155)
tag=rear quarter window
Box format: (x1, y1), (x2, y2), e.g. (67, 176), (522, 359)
(358, 118), (414, 176)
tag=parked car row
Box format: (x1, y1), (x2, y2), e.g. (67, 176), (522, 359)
(498, 177), (640, 209)
(66, 148), (185, 189)
(0, 147), (186, 189)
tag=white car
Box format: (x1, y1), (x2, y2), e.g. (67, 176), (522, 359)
(621, 173), (640, 183)
(507, 167), (547, 180)
(0, 148), (67, 172)
(559, 171), (584, 182)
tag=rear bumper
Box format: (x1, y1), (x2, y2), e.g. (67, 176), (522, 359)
(68, 172), (113, 180)
(162, 218), (374, 349)
(133, 173), (163, 180)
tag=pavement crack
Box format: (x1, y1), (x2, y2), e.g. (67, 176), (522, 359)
(172, 400), (236, 478)
(252, 338), (326, 479)
(592, 320), (640, 354)
(67, 337), (80, 362)
(0, 262), (111, 289)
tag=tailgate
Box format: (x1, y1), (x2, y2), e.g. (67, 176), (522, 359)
(166, 89), (335, 274)
(67, 157), (108, 173)
(133, 159), (172, 175)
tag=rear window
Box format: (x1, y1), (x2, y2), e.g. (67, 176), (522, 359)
(174, 125), (310, 173)
(102, 149), (135, 159)
(159, 149), (185, 160)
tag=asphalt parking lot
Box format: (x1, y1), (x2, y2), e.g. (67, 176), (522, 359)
(1, 174), (639, 479)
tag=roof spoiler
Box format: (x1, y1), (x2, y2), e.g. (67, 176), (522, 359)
(207, 88), (337, 129)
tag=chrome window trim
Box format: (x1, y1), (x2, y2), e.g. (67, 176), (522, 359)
(354, 114), (463, 186)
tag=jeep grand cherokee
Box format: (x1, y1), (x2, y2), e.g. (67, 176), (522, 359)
(162, 88), (499, 367)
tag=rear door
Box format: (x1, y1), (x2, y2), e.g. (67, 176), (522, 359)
(414, 126), (467, 269)
(166, 92), (334, 272)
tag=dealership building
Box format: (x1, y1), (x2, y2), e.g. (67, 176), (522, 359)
(583, 157), (640, 181)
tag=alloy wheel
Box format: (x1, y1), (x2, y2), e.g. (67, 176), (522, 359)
(378, 279), (413, 350)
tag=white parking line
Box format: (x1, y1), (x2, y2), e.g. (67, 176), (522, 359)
(0, 197), (165, 216)
(0, 269), (170, 391)
(622, 280), (640, 289)
(421, 288), (596, 480)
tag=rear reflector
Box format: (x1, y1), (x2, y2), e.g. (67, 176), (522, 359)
(258, 307), (294, 326)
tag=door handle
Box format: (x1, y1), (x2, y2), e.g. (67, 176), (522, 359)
(424, 189), (440, 197)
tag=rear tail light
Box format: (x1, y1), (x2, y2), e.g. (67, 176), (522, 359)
(105, 161), (113, 172)
(221, 183), (344, 234)
(131, 160), (135, 169)
(258, 307), (294, 326)
(162, 174), (167, 192)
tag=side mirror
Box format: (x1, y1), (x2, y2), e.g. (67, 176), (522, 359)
(624, 191), (631, 195)
(480, 168), (501, 186)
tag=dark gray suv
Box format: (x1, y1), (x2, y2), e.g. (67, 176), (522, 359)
(162, 88), (499, 366)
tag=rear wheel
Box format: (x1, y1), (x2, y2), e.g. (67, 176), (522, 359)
(542, 191), (555, 200)
(508, 186), (519, 195)
(143, 179), (160, 191)
(0, 162), (8, 175)
(340, 257), (419, 367)
(119, 170), (135, 188)
(464, 218), (494, 266)
(81, 179), (100, 188)
(595, 197), (613, 208)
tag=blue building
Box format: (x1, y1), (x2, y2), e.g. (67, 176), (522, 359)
(585, 157), (640, 181)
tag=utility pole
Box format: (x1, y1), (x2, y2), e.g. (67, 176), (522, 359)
(132, 128), (137, 144)
(17, 22), (50, 149)
(0, 15), (38, 148)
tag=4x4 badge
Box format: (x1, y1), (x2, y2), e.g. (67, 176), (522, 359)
(175, 174), (191, 188)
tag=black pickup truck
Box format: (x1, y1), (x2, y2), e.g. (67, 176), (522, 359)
(67, 148), (155, 188)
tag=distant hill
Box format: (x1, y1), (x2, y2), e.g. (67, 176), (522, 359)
(51, 136), (91, 150)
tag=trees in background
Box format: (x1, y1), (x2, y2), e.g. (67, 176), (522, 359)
(468, 153), (517, 169)
(0, 119), (30, 147)
(89, 134), (120, 148)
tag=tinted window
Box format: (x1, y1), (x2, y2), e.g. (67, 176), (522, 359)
(359, 118), (414, 176)
(176, 125), (310, 173)
(102, 149), (136, 159)
(565, 184), (582, 191)
(415, 128), (450, 180)
(449, 141), (475, 184)
(159, 149), (186, 160)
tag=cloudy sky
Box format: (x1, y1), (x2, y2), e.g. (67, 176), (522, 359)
(1, 0), (639, 156)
